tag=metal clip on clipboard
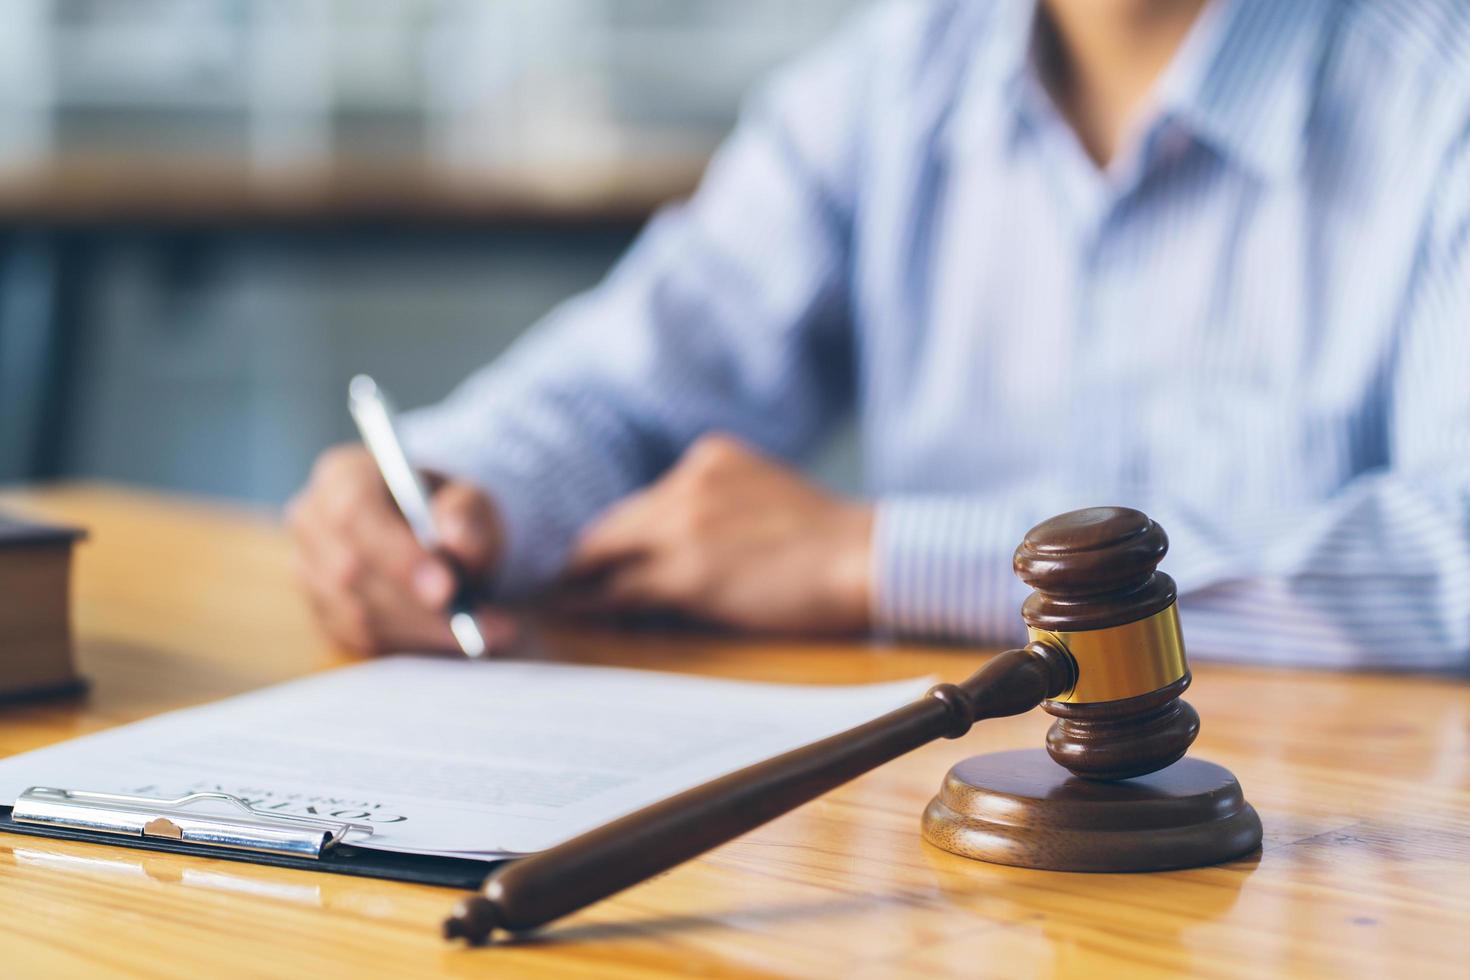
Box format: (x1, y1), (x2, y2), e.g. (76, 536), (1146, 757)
(11, 787), (374, 859)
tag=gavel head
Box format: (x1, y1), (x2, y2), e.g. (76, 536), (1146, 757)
(1013, 507), (1199, 781)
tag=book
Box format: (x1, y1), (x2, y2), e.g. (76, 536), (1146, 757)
(0, 513), (85, 703)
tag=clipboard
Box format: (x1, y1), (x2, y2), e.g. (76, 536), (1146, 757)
(0, 787), (502, 890)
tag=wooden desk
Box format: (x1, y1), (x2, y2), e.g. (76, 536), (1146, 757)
(0, 157), (702, 228)
(1, 484), (1466, 978)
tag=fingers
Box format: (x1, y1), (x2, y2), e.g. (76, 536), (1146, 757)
(291, 550), (376, 652)
(430, 480), (503, 580)
(287, 444), (513, 655)
(290, 495), (444, 653)
(566, 490), (664, 578)
(469, 610), (521, 651)
(555, 558), (674, 617)
(291, 466), (434, 603)
(555, 431), (873, 634)
(563, 433), (752, 587)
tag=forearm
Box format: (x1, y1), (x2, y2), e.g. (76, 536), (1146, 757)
(1148, 471), (1470, 670)
(872, 472), (1470, 670)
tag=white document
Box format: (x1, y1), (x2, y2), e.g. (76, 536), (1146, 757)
(0, 658), (929, 857)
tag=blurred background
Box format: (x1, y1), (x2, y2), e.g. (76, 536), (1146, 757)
(0, 0), (860, 504)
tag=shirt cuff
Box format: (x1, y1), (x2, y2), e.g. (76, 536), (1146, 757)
(871, 495), (1049, 645)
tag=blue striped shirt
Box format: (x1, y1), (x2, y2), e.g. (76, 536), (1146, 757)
(402, 0), (1470, 670)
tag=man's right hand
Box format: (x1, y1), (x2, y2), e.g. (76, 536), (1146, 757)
(286, 444), (515, 655)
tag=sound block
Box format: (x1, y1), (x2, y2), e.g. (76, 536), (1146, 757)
(922, 748), (1262, 872)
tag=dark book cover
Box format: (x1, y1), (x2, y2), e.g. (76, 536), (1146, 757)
(0, 514), (87, 548)
(0, 512), (87, 703)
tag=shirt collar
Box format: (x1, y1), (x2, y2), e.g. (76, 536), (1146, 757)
(941, 0), (1040, 159)
(1152, 0), (1332, 183)
(946, 0), (1332, 184)
(968, 0), (1039, 97)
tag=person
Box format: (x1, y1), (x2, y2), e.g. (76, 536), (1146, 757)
(288, 0), (1470, 670)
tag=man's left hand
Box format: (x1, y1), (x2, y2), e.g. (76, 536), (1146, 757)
(562, 434), (873, 633)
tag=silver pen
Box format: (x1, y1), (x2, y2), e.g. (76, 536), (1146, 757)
(347, 374), (487, 658)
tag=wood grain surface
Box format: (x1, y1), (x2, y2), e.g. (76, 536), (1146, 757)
(0, 483), (1466, 979)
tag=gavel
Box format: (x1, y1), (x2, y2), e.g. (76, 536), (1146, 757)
(444, 507), (1260, 945)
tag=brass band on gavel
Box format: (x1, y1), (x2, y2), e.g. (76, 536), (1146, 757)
(1028, 602), (1188, 704)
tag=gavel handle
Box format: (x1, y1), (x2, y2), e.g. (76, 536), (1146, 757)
(443, 642), (1074, 945)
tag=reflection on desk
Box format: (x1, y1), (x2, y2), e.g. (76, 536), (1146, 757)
(6, 841), (323, 907)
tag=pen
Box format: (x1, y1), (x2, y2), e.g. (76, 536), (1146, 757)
(347, 374), (488, 658)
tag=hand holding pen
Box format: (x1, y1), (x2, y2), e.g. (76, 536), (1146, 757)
(285, 376), (516, 656)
